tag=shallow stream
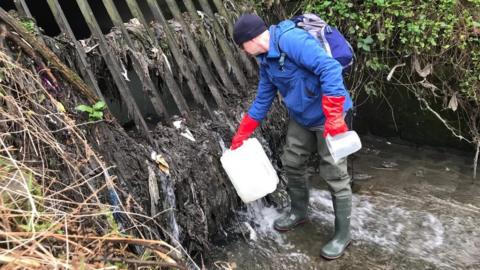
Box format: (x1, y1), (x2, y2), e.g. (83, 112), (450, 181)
(209, 136), (480, 270)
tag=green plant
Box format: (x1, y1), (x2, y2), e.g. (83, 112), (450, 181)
(75, 101), (106, 121)
(357, 35), (374, 52)
(20, 18), (36, 34)
(105, 209), (119, 235)
(103, 208), (129, 237)
(292, 0), (480, 176)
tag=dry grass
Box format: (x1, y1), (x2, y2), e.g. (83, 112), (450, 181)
(0, 47), (188, 269)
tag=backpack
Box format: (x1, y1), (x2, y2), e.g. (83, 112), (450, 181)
(279, 13), (355, 71)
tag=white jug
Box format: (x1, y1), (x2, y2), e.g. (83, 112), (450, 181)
(326, 131), (362, 163)
(220, 138), (279, 203)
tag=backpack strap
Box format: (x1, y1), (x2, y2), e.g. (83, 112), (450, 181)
(279, 52), (286, 71)
(275, 23), (295, 71)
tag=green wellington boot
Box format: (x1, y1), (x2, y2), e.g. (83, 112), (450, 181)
(273, 185), (309, 232)
(320, 196), (352, 259)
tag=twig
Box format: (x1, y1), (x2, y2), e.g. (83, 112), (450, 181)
(0, 254), (41, 268)
(380, 90), (398, 131)
(0, 232), (176, 251)
(370, 166), (399, 171)
(415, 94), (471, 143)
(474, 139), (479, 181)
(65, 217), (70, 267)
(94, 257), (187, 270)
(0, 139), (38, 223)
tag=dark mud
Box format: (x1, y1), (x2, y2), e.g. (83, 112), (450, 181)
(85, 102), (290, 262)
(44, 31), (290, 264)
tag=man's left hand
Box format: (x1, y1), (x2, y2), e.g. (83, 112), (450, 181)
(324, 117), (348, 137)
(322, 95), (348, 137)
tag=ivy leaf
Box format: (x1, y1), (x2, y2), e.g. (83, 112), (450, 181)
(90, 111), (103, 120)
(75, 104), (93, 113)
(364, 81), (377, 96)
(93, 101), (106, 110)
(364, 36), (374, 44)
(320, 1), (332, 8)
(377, 33), (386, 42)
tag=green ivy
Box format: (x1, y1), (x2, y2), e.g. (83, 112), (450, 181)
(20, 18), (36, 34)
(303, 0), (479, 103)
(75, 101), (107, 121)
(305, 0), (463, 52)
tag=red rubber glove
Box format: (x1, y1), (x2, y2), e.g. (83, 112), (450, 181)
(230, 113), (259, 150)
(322, 95), (348, 138)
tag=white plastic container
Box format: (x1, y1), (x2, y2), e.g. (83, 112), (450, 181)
(220, 138), (279, 203)
(326, 131), (362, 163)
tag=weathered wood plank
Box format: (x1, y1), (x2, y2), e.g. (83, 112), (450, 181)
(165, 0), (236, 94)
(124, 0), (157, 43)
(194, 0), (249, 88)
(75, 0), (153, 143)
(125, 0), (214, 116)
(13, 0), (31, 18)
(102, 0), (174, 119)
(211, 0), (256, 77)
(211, 0), (233, 37)
(146, 0), (226, 108)
(46, 0), (105, 101)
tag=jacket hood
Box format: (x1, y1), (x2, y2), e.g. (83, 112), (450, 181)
(266, 20), (296, 58)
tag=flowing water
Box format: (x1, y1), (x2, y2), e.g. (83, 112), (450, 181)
(209, 136), (480, 270)
(159, 173), (181, 243)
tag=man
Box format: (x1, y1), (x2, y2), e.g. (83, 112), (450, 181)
(230, 14), (353, 259)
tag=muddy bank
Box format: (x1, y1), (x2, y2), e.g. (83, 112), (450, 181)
(353, 89), (473, 151)
(42, 29), (290, 262)
(85, 98), (289, 261)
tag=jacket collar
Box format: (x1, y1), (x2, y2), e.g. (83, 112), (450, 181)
(266, 20), (296, 59)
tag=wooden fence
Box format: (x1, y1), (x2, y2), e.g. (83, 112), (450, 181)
(10, 0), (255, 137)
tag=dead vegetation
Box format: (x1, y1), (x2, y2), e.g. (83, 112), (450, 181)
(0, 15), (190, 270)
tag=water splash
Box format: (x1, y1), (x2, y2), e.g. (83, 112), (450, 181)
(233, 189), (479, 269)
(233, 200), (314, 269)
(244, 200), (289, 247)
(309, 189), (478, 268)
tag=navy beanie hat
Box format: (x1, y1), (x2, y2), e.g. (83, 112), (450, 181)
(233, 14), (267, 45)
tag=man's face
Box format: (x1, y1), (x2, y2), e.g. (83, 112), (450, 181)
(241, 39), (265, 57)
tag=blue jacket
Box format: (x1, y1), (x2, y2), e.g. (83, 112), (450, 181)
(247, 20), (353, 127)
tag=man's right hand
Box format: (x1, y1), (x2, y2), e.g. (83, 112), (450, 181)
(230, 113), (260, 150)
